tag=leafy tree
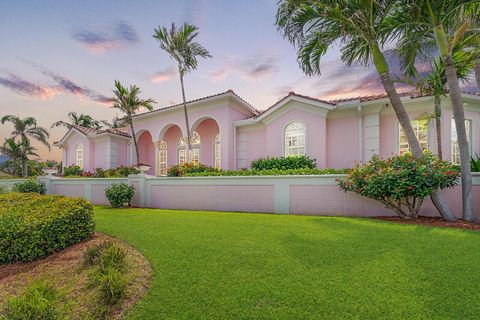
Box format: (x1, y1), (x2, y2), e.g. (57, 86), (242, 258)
(0, 138), (39, 177)
(101, 117), (126, 129)
(275, 0), (456, 220)
(153, 23), (211, 162)
(51, 112), (102, 129)
(1, 115), (50, 177)
(394, 0), (480, 221)
(109, 81), (155, 164)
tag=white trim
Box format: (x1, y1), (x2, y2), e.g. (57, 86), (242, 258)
(283, 120), (307, 157)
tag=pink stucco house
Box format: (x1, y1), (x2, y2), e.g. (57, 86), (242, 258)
(55, 90), (480, 175)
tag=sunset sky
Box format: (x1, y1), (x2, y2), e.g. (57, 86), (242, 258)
(0, 0), (475, 160)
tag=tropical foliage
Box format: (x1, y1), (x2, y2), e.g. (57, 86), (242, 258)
(61, 165), (140, 178)
(251, 155), (316, 170)
(153, 23), (211, 161)
(109, 81), (155, 164)
(339, 153), (459, 219)
(51, 111), (102, 129)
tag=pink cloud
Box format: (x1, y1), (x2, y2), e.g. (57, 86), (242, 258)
(150, 67), (177, 83)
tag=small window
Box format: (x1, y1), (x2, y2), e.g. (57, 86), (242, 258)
(399, 120), (428, 154)
(285, 122), (306, 157)
(177, 131), (200, 164)
(158, 141), (167, 176)
(214, 133), (221, 169)
(75, 144), (84, 169)
(451, 119), (472, 164)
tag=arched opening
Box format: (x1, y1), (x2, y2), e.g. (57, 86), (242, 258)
(192, 118), (220, 167)
(162, 125), (183, 167)
(137, 130), (155, 175)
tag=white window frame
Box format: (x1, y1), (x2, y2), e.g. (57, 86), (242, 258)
(451, 119), (472, 164)
(284, 121), (306, 157)
(214, 133), (221, 169)
(177, 131), (201, 164)
(158, 140), (168, 176)
(75, 143), (84, 169)
(398, 119), (429, 155)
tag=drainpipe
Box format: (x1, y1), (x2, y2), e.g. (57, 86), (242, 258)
(357, 104), (363, 162)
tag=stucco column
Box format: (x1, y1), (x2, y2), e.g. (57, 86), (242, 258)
(153, 141), (161, 176)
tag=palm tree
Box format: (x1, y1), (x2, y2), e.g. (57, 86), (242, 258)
(394, 0), (480, 221)
(101, 116), (126, 129)
(1, 115), (50, 174)
(275, 0), (456, 221)
(109, 81), (156, 164)
(51, 111), (102, 129)
(0, 138), (39, 178)
(153, 23), (211, 162)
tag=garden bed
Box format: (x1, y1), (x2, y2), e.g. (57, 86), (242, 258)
(377, 216), (480, 231)
(0, 233), (152, 319)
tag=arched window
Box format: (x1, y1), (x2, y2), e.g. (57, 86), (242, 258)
(284, 122), (306, 157)
(158, 141), (167, 176)
(177, 131), (201, 165)
(75, 144), (84, 169)
(214, 133), (221, 169)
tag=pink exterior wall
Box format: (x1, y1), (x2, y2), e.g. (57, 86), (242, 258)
(91, 185), (111, 205)
(237, 127), (267, 169)
(265, 108), (327, 168)
(150, 184), (275, 212)
(53, 184), (85, 198)
(163, 125), (183, 167)
(93, 139), (107, 169)
(326, 116), (359, 168)
(138, 131), (155, 175)
(379, 114), (396, 158)
(116, 141), (128, 166)
(196, 118), (219, 167)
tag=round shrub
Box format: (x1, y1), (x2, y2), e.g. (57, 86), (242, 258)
(0, 193), (95, 264)
(12, 179), (46, 194)
(62, 165), (84, 176)
(338, 152), (459, 219)
(105, 183), (135, 208)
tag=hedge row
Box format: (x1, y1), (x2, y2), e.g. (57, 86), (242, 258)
(0, 193), (95, 264)
(179, 167), (349, 177)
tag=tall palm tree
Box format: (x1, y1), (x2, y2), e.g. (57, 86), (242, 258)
(51, 112), (102, 129)
(109, 81), (156, 164)
(276, 0), (456, 220)
(1, 115), (50, 152)
(0, 138), (39, 178)
(394, 0), (480, 221)
(153, 23), (211, 162)
(397, 56), (472, 159)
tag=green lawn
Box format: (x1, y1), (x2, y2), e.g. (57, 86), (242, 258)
(95, 207), (480, 320)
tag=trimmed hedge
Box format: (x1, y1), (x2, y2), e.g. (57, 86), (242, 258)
(0, 193), (95, 264)
(181, 167), (349, 176)
(251, 156), (316, 170)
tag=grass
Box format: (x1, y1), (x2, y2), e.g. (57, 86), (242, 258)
(95, 207), (480, 320)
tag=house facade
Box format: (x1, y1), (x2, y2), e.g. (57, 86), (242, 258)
(55, 90), (480, 175)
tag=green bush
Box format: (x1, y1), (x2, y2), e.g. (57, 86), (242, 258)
(167, 163), (219, 177)
(93, 166), (140, 178)
(82, 241), (112, 268)
(471, 153), (480, 172)
(338, 152), (459, 219)
(0, 185), (9, 194)
(12, 180), (46, 194)
(0, 281), (61, 320)
(105, 183), (135, 208)
(62, 165), (84, 176)
(251, 155), (316, 170)
(0, 193), (95, 264)
(97, 243), (127, 273)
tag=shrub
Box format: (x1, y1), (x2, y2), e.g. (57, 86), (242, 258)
(0, 193), (95, 264)
(90, 266), (127, 306)
(0, 281), (61, 320)
(93, 166), (140, 178)
(179, 167), (349, 176)
(105, 183), (135, 208)
(338, 153), (459, 219)
(82, 241), (112, 267)
(0, 185), (9, 194)
(12, 179), (46, 194)
(251, 155), (316, 170)
(167, 163), (219, 177)
(97, 243), (127, 273)
(62, 165), (84, 176)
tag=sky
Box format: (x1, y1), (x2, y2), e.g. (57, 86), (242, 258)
(0, 0), (476, 161)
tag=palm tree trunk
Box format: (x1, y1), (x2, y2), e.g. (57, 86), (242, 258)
(475, 62), (480, 94)
(371, 44), (456, 221)
(434, 95), (442, 159)
(129, 117), (140, 165)
(179, 72), (191, 163)
(22, 158), (28, 178)
(444, 54), (473, 221)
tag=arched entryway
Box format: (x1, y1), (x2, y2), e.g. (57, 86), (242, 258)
(192, 118), (221, 168)
(137, 130), (155, 175)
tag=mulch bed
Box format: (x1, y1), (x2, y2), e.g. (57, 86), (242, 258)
(376, 216), (480, 231)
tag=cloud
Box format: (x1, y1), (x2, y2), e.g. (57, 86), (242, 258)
(72, 21), (139, 53)
(0, 73), (60, 100)
(208, 53), (278, 82)
(150, 67), (176, 83)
